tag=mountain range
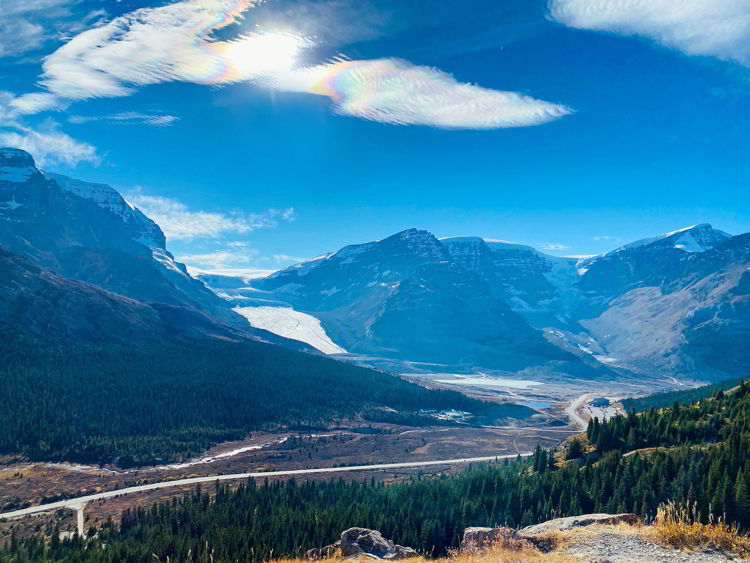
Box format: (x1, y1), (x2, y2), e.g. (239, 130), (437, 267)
(214, 225), (749, 382)
(2, 146), (748, 383)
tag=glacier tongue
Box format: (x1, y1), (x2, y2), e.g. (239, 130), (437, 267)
(233, 306), (347, 354)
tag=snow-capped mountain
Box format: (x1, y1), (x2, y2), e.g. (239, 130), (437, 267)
(46, 172), (165, 249)
(0, 148), (300, 342)
(576, 227), (749, 377)
(252, 229), (584, 371)
(247, 224), (749, 380)
(440, 236), (582, 328)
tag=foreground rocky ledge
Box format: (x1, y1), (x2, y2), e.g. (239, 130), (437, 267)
(306, 513), (750, 562)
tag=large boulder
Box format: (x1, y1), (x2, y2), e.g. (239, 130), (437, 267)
(306, 528), (417, 560)
(521, 513), (639, 535)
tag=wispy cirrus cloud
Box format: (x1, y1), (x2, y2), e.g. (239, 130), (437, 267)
(68, 112), (180, 127)
(272, 57), (571, 129)
(11, 0), (571, 130)
(538, 242), (571, 251)
(0, 91), (97, 166)
(0, 125), (98, 167)
(0, 0), (107, 58)
(127, 192), (295, 241)
(548, 0), (750, 66)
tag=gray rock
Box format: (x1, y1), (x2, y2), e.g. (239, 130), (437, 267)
(339, 528), (417, 560)
(307, 529), (417, 560)
(521, 513), (639, 535)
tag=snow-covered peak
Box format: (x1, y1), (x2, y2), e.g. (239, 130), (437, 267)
(614, 223), (731, 254)
(0, 148), (42, 184)
(47, 173), (130, 217)
(0, 148), (36, 169)
(46, 172), (166, 250)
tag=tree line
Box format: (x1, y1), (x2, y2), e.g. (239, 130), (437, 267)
(3, 379), (750, 562)
(0, 337), (495, 467)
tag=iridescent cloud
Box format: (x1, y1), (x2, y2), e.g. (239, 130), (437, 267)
(13, 0), (571, 129)
(270, 57), (571, 129)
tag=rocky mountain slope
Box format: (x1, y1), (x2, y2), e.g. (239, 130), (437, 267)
(0, 148), (243, 326)
(251, 229), (588, 373)
(0, 246), (242, 343)
(247, 224), (749, 380)
(0, 147), (309, 348)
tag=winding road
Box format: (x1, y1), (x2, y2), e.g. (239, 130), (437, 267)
(0, 453), (531, 525)
(565, 393), (593, 431)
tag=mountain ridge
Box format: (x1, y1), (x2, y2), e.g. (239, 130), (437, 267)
(243, 224), (749, 380)
(0, 147), (309, 349)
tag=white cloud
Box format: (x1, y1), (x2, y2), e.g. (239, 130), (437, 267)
(594, 235), (624, 242)
(0, 119), (99, 167)
(539, 242), (571, 251)
(34, 0), (278, 101)
(68, 112), (180, 127)
(272, 58), (571, 128)
(0, 91), (98, 166)
(0, 18), (46, 57)
(12, 0), (570, 130)
(548, 0), (750, 66)
(0, 0), (106, 59)
(127, 192), (295, 240)
(9, 92), (62, 114)
(177, 249), (259, 269)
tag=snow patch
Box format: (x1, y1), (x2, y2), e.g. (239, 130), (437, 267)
(0, 197), (22, 210)
(234, 306), (347, 354)
(151, 248), (187, 276)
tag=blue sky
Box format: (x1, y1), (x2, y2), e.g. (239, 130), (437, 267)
(1, 0), (749, 270)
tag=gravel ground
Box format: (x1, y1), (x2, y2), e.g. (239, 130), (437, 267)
(566, 532), (750, 562)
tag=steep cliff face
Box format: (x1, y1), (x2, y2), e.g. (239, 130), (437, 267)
(45, 172), (166, 250)
(0, 148), (241, 326)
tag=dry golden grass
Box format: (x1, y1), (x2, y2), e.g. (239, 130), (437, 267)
(648, 501), (750, 557)
(442, 546), (580, 563)
(299, 549), (580, 563)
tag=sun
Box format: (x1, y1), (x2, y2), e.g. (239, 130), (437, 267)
(226, 31), (308, 77)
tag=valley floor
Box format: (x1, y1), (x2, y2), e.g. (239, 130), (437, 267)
(0, 422), (572, 540)
(0, 368), (693, 542)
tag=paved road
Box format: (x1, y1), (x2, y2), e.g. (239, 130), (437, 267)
(565, 393), (593, 431)
(0, 453), (530, 521)
(482, 425), (580, 434)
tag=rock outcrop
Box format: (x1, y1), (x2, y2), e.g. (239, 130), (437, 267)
(521, 513), (639, 535)
(461, 513), (639, 554)
(305, 528), (417, 560)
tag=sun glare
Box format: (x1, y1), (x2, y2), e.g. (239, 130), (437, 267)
(226, 32), (308, 78)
